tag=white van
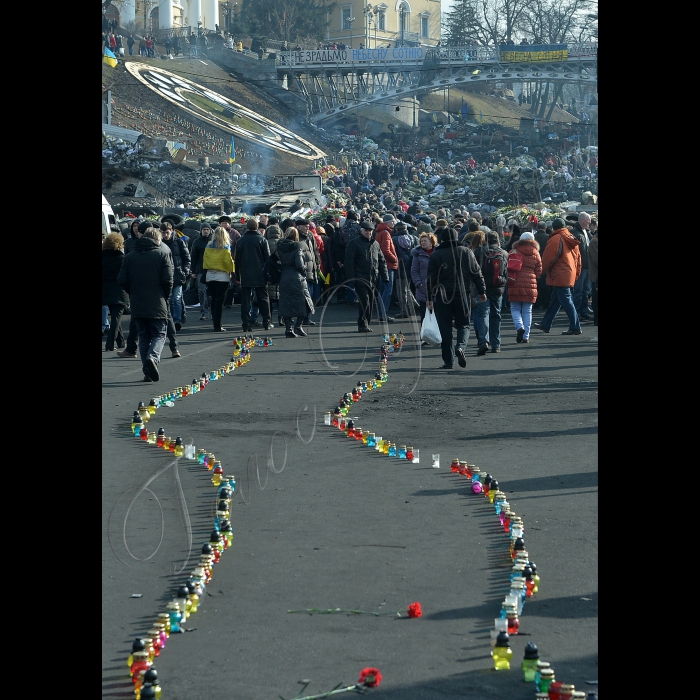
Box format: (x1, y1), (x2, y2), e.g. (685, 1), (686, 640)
(102, 195), (117, 235)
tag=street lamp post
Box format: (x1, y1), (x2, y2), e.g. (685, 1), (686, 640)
(400, 6), (405, 47)
(363, 3), (373, 49)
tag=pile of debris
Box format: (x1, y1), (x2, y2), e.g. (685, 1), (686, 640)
(102, 133), (244, 206)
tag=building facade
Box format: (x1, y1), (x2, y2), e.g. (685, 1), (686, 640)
(103, 0), (224, 32)
(326, 0), (441, 49)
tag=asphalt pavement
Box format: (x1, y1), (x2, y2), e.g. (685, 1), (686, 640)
(102, 300), (598, 700)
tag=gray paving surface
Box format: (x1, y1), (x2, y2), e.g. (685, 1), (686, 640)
(102, 302), (598, 699)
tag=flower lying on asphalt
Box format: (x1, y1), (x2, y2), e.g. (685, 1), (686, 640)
(358, 667), (382, 688)
(407, 602), (423, 618)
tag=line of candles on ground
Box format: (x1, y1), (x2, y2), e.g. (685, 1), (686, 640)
(125, 336), (271, 699)
(450, 463), (591, 699)
(323, 335), (419, 462)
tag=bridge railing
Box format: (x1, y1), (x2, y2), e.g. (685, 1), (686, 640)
(276, 42), (597, 68)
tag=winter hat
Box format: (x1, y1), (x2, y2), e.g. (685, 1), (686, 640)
(552, 217), (567, 230)
(138, 220), (153, 234)
(218, 215), (232, 223)
(536, 221), (547, 230)
(295, 219), (309, 227)
(519, 232), (535, 241)
(360, 221), (374, 230)
(394, 222), (407, 232)
(200, 222), (212, 231)
(382, 214), (395, 222)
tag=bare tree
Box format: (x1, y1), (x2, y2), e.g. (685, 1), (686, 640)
(521, 0), (595, 43)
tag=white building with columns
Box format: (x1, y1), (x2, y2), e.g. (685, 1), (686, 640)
(104, 0), (222, 32)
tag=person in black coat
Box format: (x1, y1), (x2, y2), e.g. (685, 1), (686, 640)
(102, 233), (130, 352)
(295, 219), (320, 326)
(124, 219), (142, 254)
(233, 219), (272, 331)
(344, 221), (389, 332)
(160, 223), (191, 330)
(276, 228), (315, 337)
(426, 226), (486, 369)
(118, 228), (174, 382)
(187, 222), (213, 320)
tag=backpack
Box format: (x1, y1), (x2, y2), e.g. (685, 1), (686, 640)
(480, 245), (508, 287)
(506, 251), (524, 283)
(262, 252), (282, 285)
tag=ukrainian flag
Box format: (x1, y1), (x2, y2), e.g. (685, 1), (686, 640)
(229, 136), (236, 163)
(103, 47), (118, 68)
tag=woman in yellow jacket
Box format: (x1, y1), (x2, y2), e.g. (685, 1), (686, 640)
(203, 226), (234, 332)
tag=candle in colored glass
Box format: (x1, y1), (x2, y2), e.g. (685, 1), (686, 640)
(351, 389), (358, 402)
(506, 609), (519, 635)
(339, 417), (346, 431)
(362, 431), (369, 444)
(128, 639), (146, 668)
(346, 420), (355, 437)
(196, 448), (206, 464)
(458, 460), (468, 475)
(494, 493), (506, 513)
(398, 445), (407, 459)
(212, 463), (223, 486)
(383, 441), (390, 455)
(534, 661), (551, 687)
(138, 402), (150, 423)
(206, 454), (215, 470)
(147, 399), (157, 415)
(157, 613), (170, 636)
(147, 430), (157, 444)
(324, 412), (331, 425)
(522, 567), (536, 596)
(186, 581), (200, 614)
(332, 408), (340, 426)
(220, 520), (233, 547)
(132, 413), (143, 436)
(354, 428), (363, 441)
(147, 629), (162, 657)
(176, 586), (191, 622)
(367, 433), (376, 447)
(166, 601), (182, 633)
(140, 427), (148, 441)
(388, 443), (397, 457)
(488, 480), (499, 504)
(168, 437), (176, 453)
(537, 668), (555, 693)
(162, 437), (171, 451)
(483, 474), (492, 497)
(130, 651), (151, 682)
(450, 459), (460, 473)
(548, 682), (564, 700)
(406, 447), (414, 460)
(521, 642), (539, 681)
(512, 537), (526, 560)
(530, 561), (540, 594)
(510, 564), (525, 584)
(141, 669), (161, 699)
(491, 631), (512, 670)
(153, 623), (166, 649)
(174, 437), (184, 457)
(500, 601), (517, 619)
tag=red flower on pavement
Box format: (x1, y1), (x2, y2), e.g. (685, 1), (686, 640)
(358, 667), (382, 687)
(407, 602), (423, 618)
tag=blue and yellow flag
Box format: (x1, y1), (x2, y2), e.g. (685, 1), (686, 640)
(229, 136), (236, 163)
(103, 47), (118, 68)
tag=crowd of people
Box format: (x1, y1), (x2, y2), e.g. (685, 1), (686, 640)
(102, 198), (597, 380)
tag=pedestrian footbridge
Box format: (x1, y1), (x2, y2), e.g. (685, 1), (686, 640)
(274, 43), (597, 124)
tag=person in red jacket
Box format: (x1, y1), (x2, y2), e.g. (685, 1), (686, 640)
(507, 232), (542, 343)
(533, 218), (582, 335)
(373, 214), (399, 322)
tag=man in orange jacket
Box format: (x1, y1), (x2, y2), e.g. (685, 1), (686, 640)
(532, 218), (583, 335)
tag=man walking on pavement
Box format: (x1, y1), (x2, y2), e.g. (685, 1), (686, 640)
(118, 227), (174, 382)
(160, 222), (190, 331)
(295, 219), (321, 327)
(373, 214), (399, 322)
(533, 217), (582, 335)
(234, 219), (273, 332)
(473, 231), (509, 355)
(344, 221), (389, 332)
(571, 212), (593, 320)
(188, 222), (212, 321)
(426, 226), (487, 369)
